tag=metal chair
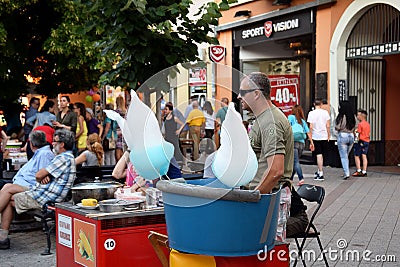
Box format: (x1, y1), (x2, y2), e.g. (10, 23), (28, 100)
(288, 184), (329, 267)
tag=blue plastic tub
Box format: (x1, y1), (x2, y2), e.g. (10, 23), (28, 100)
(160, 180), (281, 256)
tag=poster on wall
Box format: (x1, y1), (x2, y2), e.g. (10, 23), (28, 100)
(189, 67), (207, 107)
(268, 74), (300, 117)
(58, 214), (72, 248)
(74, 219), (96, 267)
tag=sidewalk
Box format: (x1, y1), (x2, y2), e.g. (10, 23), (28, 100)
(0, 164), (399, 266)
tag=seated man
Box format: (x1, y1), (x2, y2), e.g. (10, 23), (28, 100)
(0, 129), (76, 249)
(287, 187), (309, 237)
(0, 130), (54, 190)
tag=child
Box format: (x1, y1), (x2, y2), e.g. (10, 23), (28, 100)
(352, 109), (371, 177)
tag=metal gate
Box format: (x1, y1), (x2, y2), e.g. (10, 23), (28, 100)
(347, 59), (385, 164)
(344, 3), (400, 165)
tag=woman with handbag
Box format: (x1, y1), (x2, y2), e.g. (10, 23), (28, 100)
(288, 105), (314, 186)
(335, 101), (356, 180)
(115, 95), (127, 162)
(101, 104), (117, 165)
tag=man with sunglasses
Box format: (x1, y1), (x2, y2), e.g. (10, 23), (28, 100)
(0, 129), (76, 249)
(238, 72), (294, 242)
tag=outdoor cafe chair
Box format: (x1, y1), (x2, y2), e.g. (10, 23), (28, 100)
(288, 184), (329, 267)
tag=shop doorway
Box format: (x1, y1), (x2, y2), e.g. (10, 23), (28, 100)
(345, 3), (400, 165)
(347, 59), (385, 165)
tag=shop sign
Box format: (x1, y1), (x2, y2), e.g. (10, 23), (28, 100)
(209, 45), (226, 63)
(234, 10), (313, 47)
(58, 214), (72, 248)
(338, 79), (348, 101)
(268, 74), (300, 117)
(189, 67), (207, 107)
(242, 19), (299, 39)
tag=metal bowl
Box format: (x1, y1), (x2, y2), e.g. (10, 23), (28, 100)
(98, 199), (145, 213)
(71, 181), (123, 204)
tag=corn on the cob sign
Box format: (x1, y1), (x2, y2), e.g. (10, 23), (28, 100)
(74, 219), (96, 267)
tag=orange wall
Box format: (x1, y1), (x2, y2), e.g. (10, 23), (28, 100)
(63, 91), (93, 108)
(218, 0), (355, 103)
(215, 30), (233, 109)
(219, 0), (312, 26)
(385, 54), (400, 140)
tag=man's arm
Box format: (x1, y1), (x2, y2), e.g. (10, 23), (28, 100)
(326, 120), (331, 141)
(255, 154), (285, 194)
(1, 130), (8, 152)
(36, 167), (50, 183)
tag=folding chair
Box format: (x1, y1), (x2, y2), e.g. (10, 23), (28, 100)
(289, 184), (329, 267)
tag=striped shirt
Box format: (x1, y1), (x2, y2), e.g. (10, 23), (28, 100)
(27, 151), (76, 206)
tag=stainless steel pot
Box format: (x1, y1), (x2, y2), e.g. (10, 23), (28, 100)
(71, 182), (123, 204)
(98, 199), (145, 213)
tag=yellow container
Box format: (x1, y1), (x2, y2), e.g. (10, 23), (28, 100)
(81, 198), (98, 207)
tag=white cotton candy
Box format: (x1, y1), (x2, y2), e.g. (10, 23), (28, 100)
(107, 90), (174, 180)
(212, 102), (258, 187)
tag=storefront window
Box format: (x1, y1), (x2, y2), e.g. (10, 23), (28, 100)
(243, 60), (300, 117)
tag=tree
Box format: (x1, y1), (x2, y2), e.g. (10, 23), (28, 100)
(0, 0), (103, 110)
(79, 0), (232, 90)
(0, 0), (233, 109)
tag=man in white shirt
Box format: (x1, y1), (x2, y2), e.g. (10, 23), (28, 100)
(307, 99), (330, 180)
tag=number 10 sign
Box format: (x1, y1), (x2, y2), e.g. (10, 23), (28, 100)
(268, 74), (300, 117)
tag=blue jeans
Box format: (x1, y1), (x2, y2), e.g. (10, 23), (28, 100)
(291, 142), (305, 181)
(337, 132), (354, 176)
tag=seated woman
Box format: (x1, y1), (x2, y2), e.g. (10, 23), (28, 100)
(112, 151), (182, 191)
(75, 133), (104, 167)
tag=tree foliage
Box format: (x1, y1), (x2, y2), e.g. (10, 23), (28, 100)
(81, 0), (233, 90)
(0, 0), (233, 110)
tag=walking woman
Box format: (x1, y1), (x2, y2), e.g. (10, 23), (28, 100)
(73, 102), (88, 153)
(335, 101), (356, 180)
(163, 102), (184, 162)
(36, 100), (56, 127)
(288, 105), (314, 186)
(115, 95), (127, 162)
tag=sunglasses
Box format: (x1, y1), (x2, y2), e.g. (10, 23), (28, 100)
(238, 88), (261, 96)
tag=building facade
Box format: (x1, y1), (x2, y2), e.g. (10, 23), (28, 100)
(215, 0), (400, 165)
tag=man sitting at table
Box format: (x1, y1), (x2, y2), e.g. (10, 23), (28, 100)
(0, 130), (54, 191)
(0, 129), (76, 249)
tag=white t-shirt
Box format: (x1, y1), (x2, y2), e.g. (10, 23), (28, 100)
(203, 111), (215, 130)
(307, 108), (330, 140)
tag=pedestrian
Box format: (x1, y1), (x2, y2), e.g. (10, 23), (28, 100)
(23, 97), (40, 141)
(35, 100), (56, 127)
(0, 126), (9, 182)
(215, 97), (229, 148)
(352, 109), (371, 177)
(163, 102), (184, 162)
(85, 107), (103, 136)
(101, 104), (117, 165)
(180, 101), (205, 160)
(238, 72), (294, 242)
(73, 102), (88, 153)
(115, 95), (127, 162)
(202, 101), (215, 139)
(288, 105), (314, 186)
(182, 96), (201, 139)
(335, 101), (356, 180)
(307, 98), (330, 181)
(53, 95), (77, 133)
